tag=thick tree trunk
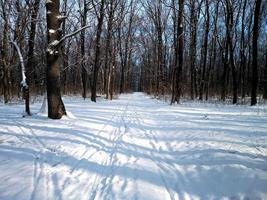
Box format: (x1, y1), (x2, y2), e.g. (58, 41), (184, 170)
(251, 0), (262, 106)
(46, 0), (66, 119)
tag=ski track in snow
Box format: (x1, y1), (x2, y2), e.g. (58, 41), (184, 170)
(0, 92), (267, 200)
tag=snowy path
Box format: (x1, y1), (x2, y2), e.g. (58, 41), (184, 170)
(0, 93), (267, 200)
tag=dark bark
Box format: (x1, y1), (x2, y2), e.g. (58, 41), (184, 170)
(61, 0), (68, 94)
(221, 41), (229, 101)
(1, 2), (10, 103)
(46, 0), (66, 119)
(240, 0), (247, 99)
(263, 41), (267, 99)
(25, 0), (40, 115)
(171, 0), (184, 104)
(251, 0), (262, 106)
(119, 1), (134, 94)
(199, 0), (210, 101)
(81, 0), (88, 99)
(226, 0), (238, 104)
(91, 0), (105, 102)
(189, 0), (197, 100)
(205, 2), (219, 100)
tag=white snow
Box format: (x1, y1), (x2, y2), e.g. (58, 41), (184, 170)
(49, 29), (56, 34)
(49, 40), (59, 46)
(11, 41), (28, 89)
(0, 93), (266, 200)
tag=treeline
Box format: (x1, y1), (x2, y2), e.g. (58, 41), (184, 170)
(0, 0), (266, 119)
(139, 0), (267, 105)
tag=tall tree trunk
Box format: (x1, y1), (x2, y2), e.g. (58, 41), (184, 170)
(205, 2), (218, 100)
(104, 0), (115, 99)
(25, 0), (41, 115)
(81, 0), (88, 99)
(91, 0), (105, 102)
(61, 0), (68, 94)
(263, 40), (267, 99)
(221, 41), (229, 101)
(251, 0), (262, 106)
(226, 0), (238, 104)
(171, 0), (184, 104)
(199, 0), (209, 101)
(46, 0), (66, 119)
(189, 0), (197, 100)
(1, 2), (11, 103)
(240, 0), (247, 99)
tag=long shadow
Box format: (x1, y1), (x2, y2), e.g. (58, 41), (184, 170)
(1, 94), (267, 199)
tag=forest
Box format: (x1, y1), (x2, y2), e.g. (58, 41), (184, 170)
(0, 1), (267, 199)
(0, 0), (266, 119)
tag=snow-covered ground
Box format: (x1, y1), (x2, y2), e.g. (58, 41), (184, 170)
(0, 92), (267, 200)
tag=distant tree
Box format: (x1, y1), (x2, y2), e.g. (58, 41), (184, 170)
(91, 0), (105, 102)
(251, 0), (262, 106)
(25, 0), (41, 115)
(264, 40), (267, 99)
(199, 0), (210, 101)
(0, 0), (11, 103)
(171, 0), (184, 104)
(80, 0), (88, 99)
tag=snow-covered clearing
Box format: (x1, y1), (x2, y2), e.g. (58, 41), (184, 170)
(0, 93), (267, 200)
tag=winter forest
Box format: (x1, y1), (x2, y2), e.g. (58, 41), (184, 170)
(0, 0), (267, 199)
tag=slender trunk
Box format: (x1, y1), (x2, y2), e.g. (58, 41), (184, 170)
(205, 2), (218, 100)
(61, 0), (68, 94)
(1, 2), (10, 103)
(263, 40), (267, 99)
(226, 1), (238, 104)
(25, 0), (40, 115)
(81, 0), (87, 99)
(104, 1), (115, 99)
(251, 0), (262, 105)
(189, 0), (197, 100)
(171, 0), (184, 104)
(11, 41), (29, 115)
(240, 0), (247, 99)
(91, 0), (105, 102)
(199, 0), (209, 101)
(221, 42), (229, 101)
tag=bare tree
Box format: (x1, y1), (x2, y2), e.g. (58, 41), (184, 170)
(251, 0), (262, 106)
(25, 0), (41, 115)
(171, 0), (184, 104)
(91, 0), (105, 102)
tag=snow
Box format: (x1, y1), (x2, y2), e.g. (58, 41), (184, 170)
(0, 93), (266, 200)
(11, 41), (28, 89)
(49, 29), (56, 34)
(49, 40), (59, 46)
